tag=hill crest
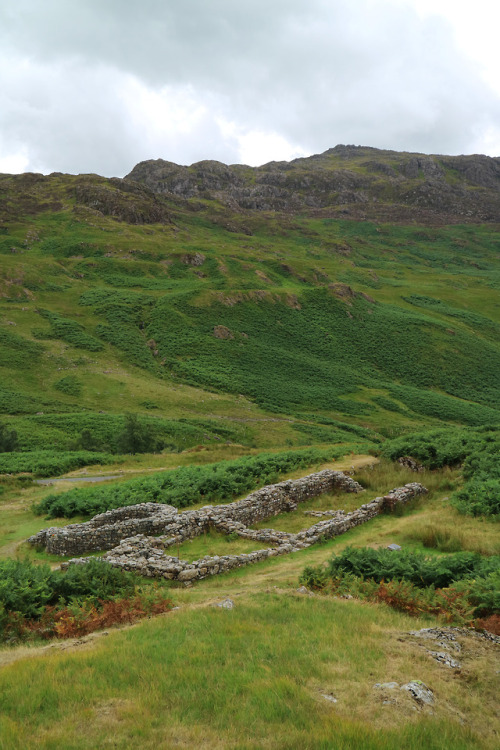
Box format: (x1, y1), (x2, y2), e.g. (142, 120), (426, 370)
(126, 145), (500, 224)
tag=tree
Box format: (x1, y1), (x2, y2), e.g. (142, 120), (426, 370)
(79, 429), (99, 451)
(116, 413), (162, 454)
(0, 422), (19, 453)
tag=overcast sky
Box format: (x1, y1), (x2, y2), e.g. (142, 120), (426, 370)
(1, 0), (499, 176)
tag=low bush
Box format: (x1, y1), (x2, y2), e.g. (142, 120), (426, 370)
(0, 450), (117, 477)
(35, 445), (365, 518)
(34, 309), (103, 351)
(300, 546), (500, 627)
(382, 426), (500, 518)
(381, 427), (490, 469)
(51, 558), (136, 603)
(325, 547), (498, 589)
(54, 375), (82, 397)
(451, 478), (500, 518)
(0, 557), (171, 642)
(0, 559), (55, 620)
(0, 421), (18, 452)
(25, 592), (173, 640)
(0, 558), (135, 621)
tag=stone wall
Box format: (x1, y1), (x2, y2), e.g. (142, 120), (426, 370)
(62, 482), (428, 582)
(29, 469), (362, 556)
(28, 503), (178, 556)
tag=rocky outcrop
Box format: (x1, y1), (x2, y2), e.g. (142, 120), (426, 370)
(126, 145), (500, 223)
(397, 456), (424, 472)
(73, 176), (171, 224)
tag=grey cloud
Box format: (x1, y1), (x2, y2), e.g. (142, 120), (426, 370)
(0, 0), (498, 175)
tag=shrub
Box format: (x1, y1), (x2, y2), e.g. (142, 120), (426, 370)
(35, 309), (103, 351)
(0, 422), (18, 452)
(0, 558), (136, 623)
(51, 558), (136, 603)
(54, 375), (82, 397)
(0, 559), (55, 619)
(326, 547), (498, 589)
(0, 557), (172, 642)
(300, 547), (500, 626)
(117, 413), (164, 454)
(382, 426), (500, 518)
(35, 445), (363, 518)
(0, 450), (116, 477)
(451, 479), (500, 518)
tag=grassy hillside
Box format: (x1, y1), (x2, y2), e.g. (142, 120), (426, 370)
(1, 170), (499, 460)
(0, 153), (499, 749)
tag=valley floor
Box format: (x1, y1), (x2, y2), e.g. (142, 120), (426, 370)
(0, 455), (498, 750)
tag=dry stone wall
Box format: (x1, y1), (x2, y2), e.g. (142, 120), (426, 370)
(29, 503), (178, 556)
(30, 470), (362, 556)
(59, 480), (428, 582)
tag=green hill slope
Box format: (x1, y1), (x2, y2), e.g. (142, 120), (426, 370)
(0, 149), (499, 457)
(1, 149), (499, 750)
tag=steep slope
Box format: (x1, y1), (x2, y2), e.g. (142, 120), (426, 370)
(0, 147), (499, 457)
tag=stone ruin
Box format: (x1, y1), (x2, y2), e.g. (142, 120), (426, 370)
(397, 456), (425, 472)
(29, 469), (428, 583)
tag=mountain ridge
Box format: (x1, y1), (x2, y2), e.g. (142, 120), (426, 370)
(0, 144), (499, 453)
(126, 144), (500, 224)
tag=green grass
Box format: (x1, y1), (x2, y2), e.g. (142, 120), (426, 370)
(1, 176), (499, 440)
(0, 593), (495, 749)
(1, 456), (499, 747)
(175, 528), (265, 562)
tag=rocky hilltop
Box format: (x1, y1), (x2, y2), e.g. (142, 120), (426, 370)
(127, 145), (500, 224)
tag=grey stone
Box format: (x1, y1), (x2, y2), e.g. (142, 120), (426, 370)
(296, 586), (313, 595)
(400, 681), (434, 705)
(427, 651), (461, 669)
(215, 598), (235, 610)
(177, 569), (199, 581)
(44, 475), (427, 586)
(320, 693), (338, 703)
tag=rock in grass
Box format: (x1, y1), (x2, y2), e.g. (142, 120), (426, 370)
(214, 598), (235, 610)
(400, 681), (434, 706)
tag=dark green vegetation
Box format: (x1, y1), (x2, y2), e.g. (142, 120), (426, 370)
(0, 557), (135, 622)
(301, 547), (499, 625)
(0, 449), (116, 477)
(35, 446), (360, 518)
(383, 427), (500, 517)
(0, 557), (171, 643)
(0, 412), (245, 456)
(313, 546), (499, 590)
(0, 421), (18, 452)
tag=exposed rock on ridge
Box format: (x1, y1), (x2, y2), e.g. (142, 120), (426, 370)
(126, 145), (500, 223)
